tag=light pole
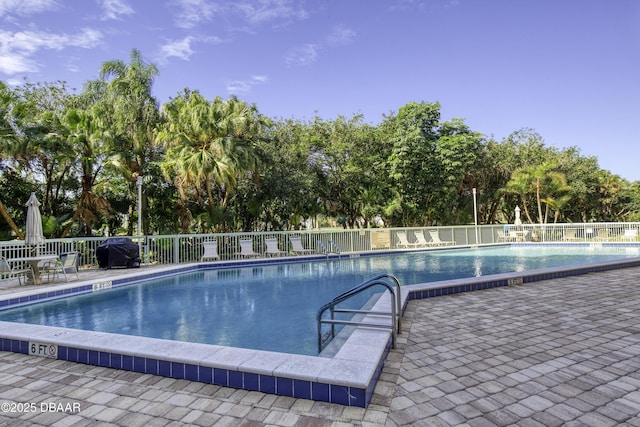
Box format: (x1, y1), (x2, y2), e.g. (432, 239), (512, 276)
(136, 175), (143, 263)
(473, 188), (479, 244)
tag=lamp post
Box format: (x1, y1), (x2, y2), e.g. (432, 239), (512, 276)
(473, 188), (479, 244)
(136, 175), (143, 263)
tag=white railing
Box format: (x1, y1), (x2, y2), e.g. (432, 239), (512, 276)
(1, 223), (639, 270)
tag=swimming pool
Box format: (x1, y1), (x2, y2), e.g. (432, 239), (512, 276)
(2, 243), (640, 407)
(2, 245), (640, 355)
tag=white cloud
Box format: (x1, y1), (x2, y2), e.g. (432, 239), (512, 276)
(156, 35), (222, 64)
(326, 24), (356, 46)
(172, 0), (219, 29)
(226, 74), (268, 94)
(0, 0), (57, 17)
(285, 25), (355, 67)
(285, 43), (318, 67)
(158, 36), (195, 62)
(0, 28), (102, 75)
(235, 0), (307, 25)
(170, 0), (307, 30)
(99, 0), (134, 21)
(0, 53), (34, 74)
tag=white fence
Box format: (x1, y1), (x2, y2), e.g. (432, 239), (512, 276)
(1, 223), (639, 270)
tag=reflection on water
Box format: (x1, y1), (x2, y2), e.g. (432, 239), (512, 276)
(1, 245), (638, 355)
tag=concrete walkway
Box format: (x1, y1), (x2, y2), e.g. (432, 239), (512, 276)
(2, 267), (640, 425)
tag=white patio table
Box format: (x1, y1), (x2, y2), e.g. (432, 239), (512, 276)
(6, 255), (58, 285)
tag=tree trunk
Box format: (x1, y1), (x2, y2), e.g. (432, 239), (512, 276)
(0, 198), (24, 239)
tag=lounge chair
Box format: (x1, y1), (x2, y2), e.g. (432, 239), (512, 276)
(596, 229), (609, 241)
(428, 229), (455, 246)
(0, 257), (32, 285)
(41, 252), (79, 283)
(396, 231), (419, 248)
(621, 229), (638, 241)
(265, 238), (287, 257)
(201, 241), (219, 261)
(562, 229), (578, 241)
(289, 236), (315, 255)
(238, 239), (260, 258)
(497, 230), (516, 243)
(413, 231), (430, 247)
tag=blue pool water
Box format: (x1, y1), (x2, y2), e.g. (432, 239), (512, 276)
(1, 245), (639, 355)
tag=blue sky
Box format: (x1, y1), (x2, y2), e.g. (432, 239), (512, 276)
(1, 0), (639, 181)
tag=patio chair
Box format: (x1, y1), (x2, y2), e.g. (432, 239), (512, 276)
(497, 230), (516, 243)
(413, 231), (431, 247)
(238, 239), (261, 258)
(596, 229), (609, 241)
(0, 257), (32, 285)
(42, 252), (79, 283)
(621, 229), (638, 241)
(428, 229), (456, 246)
(265, 238), (287, 257)
(201, 241), (219, 261)
(396, 231), (419, 248)
(562, 229), (578, 241)
(289, 236), (315, 255)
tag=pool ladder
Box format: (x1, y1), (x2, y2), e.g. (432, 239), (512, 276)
(316, 273), (402, 353)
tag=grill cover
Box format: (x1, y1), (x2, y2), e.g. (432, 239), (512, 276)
(96, 238), (141, 269)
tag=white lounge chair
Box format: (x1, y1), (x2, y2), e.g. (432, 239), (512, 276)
(413, 231), (430, 247)
(265, 238), (287, 257)
(289, 237), (314, 255)
(497, 230), (516, 243)
(621, 229), (638, 241)
(0, 257), (32, 285)
(238, 239), (260, 258)
(396, 231), (419, 248)
(562, 229), (578, 241)
(201, 241), (219, 261)
(596, 229), (609, 241)
(42, 252), (79, 282)
(428, 230), (455, 246)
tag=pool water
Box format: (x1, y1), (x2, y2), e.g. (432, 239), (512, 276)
(1, 245), (639, 355)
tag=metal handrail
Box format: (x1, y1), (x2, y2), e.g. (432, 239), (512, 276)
(316, 273), (401, 353)
(327, 239), (341, 254)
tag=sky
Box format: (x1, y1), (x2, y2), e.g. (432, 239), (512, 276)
(1, 0), (639, 181)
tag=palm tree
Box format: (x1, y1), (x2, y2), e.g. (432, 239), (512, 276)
(505, 163), (571, 224)
(99, 49), (160, 235)
(0, 82), (25, 238)
(59, 105), (111, 236)
(157, 91), (267, 231)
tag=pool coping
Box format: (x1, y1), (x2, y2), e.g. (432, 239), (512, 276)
(2, 243), (640, 407)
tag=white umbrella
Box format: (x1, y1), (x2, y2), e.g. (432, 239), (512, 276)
(514, 205), (522, 226)
(25, 192), (45, 248)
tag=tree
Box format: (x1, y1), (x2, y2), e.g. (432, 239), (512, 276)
(385, 102), (442, 225)
(252, 118), (322, 230)
(157, 91), (267, 232)
(0, 81), (24, 238)
(505, 163), (571, 224)
(59, 102), (111, 236)
(99, 49), (160, 235)
(304, 115), (389, 228)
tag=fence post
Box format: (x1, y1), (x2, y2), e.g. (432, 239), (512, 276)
(174, 236), (180, 264)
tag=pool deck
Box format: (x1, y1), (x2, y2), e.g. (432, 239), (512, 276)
(2, 265), (640, 425)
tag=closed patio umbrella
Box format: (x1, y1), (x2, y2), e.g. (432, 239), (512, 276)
(514, 205), (522, 226)
(25, 192), (45, 249)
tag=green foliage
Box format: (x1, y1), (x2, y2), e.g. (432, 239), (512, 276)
(1, 49), (640, 237)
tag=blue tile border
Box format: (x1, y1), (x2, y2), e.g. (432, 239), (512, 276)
(0, 336), (370, 407)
